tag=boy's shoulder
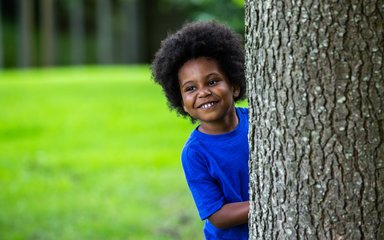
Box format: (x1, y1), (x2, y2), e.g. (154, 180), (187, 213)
(182, 128), (201, 151)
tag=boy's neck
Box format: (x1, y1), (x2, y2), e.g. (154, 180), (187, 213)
(198, 110), (239, 135)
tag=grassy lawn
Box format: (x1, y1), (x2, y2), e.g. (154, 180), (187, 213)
(0, 66), (204, 239)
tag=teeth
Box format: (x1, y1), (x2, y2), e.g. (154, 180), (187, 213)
(200, 102), (214, 109)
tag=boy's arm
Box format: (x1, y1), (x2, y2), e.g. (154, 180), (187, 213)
(208, 201), (249, 229)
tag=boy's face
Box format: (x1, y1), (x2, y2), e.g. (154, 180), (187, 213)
(178, 57), (240, 129)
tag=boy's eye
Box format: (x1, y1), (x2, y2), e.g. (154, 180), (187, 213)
(185, 86), (196, 92)
(208, 79), (218, 86)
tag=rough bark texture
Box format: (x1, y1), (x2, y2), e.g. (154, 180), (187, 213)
(246, 0), (384, 239)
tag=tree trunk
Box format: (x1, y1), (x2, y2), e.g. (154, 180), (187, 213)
(0, 0), (3, 69)
(18, 0), (34, 68)
(96, 0), (113, 64)
(246, 0), (384, 239)
(118, 0), (142, 64)
(69, 0), (84, 65)
(40, 0), (55, 66)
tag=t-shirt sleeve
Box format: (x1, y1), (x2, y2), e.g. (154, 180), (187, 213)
(181, 146), (225, 220)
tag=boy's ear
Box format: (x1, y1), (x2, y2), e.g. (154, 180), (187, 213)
(233, 85), (240, 98)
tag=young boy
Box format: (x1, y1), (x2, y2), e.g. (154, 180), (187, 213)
(151, 21), (249, 239)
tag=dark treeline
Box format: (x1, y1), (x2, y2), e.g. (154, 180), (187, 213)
(0, 0), (243, 69)
(2, 0), (143, 68)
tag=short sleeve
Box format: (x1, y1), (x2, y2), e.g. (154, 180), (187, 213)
(181, 146), (225, 220)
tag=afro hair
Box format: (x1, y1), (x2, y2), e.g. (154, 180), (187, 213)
(151, 21), (246, 120)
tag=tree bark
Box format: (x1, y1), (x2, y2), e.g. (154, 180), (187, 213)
(246, 0), (384, 239)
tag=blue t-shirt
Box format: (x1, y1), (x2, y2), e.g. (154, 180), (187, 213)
(181, 107), (249, 240)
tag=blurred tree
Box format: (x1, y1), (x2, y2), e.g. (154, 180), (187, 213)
(4, 0), (232, 68)
(18, 0), (34, 68)
(40, 0), (55, 66)
(118, 0), (143, 63)
(96, 0), (113, 64)
(158, 0), (244, 34)
(231, 0), (244, 7)
(68, 0), (84, 65)
(0, 0), (3, 68)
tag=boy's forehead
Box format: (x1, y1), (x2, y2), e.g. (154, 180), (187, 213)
(179, 58), (222, 76)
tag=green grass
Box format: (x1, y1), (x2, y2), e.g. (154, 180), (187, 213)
(0, 66), (204, 239)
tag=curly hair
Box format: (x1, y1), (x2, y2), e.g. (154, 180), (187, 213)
(151, 21), (246, 120)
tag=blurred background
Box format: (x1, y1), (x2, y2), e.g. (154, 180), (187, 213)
(0, 0), (244, 69)
(0, 0), (244, 239)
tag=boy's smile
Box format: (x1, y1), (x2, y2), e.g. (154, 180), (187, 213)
(178, 57), (240, 134)
(199, 102), (217, 109)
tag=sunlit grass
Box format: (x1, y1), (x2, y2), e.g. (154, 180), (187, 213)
(0, 66), (204, 239)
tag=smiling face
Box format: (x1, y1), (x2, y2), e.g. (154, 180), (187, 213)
(178, 57), (240, 134)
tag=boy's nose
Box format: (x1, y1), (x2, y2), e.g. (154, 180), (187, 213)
(198, 87), (212, 98)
